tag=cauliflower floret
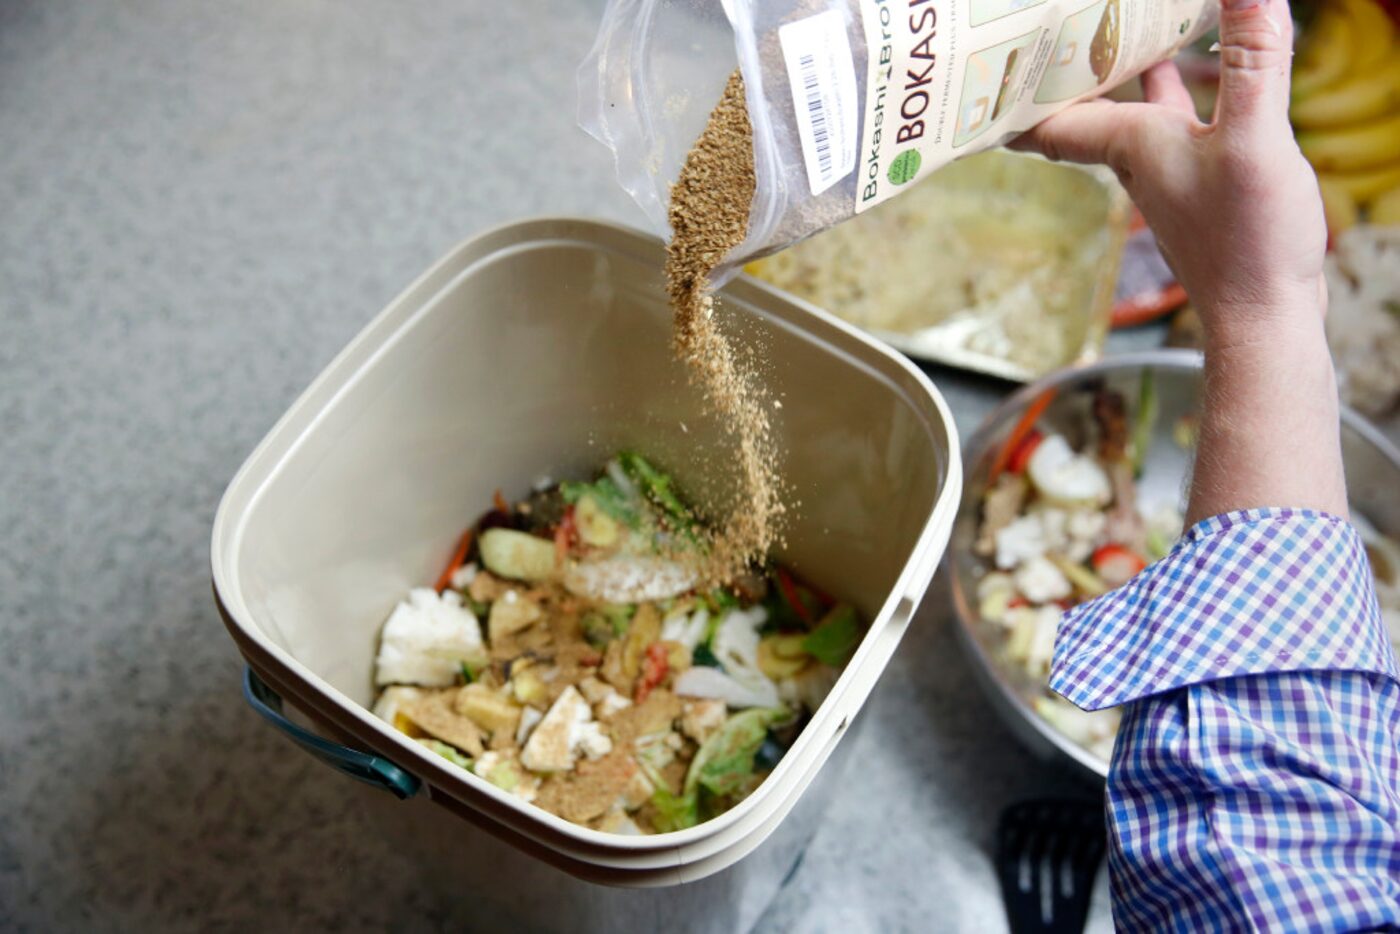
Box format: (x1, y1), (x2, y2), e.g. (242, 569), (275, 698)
(573, 721), (613, 761)
(1027, 435), (1111, 506)
(1067, 509), (1107, 542)
(995, 515), (1048, 569)
(1065, 509), (1108, 561)
(374, 589), (485, 687)
(1036, 507), (1070, 550)
(1014, 556), (1072, 604)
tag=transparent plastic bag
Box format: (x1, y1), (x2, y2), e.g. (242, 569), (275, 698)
(579, 0), (1216, 282)
(578, 0), (860, 284)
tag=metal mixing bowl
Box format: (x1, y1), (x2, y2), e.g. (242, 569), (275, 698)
(949, 349), (1400, 780)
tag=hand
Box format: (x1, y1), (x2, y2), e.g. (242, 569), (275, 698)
(1013, 0), (1326, 342)
(1017, 0), (1348, 521)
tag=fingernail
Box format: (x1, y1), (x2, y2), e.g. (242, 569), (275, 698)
(1221, 0), (1263, 11)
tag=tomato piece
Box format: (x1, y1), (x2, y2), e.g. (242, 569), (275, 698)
(635, 642), (670, 703)
(1007, 429), (1045, 475)
(1091, 544), (1148, 588)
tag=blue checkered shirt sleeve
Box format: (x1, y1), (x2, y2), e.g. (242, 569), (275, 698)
(1049, 508), (1400, 932)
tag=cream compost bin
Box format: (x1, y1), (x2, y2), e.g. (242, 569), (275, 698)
(211, 218), (960, 927)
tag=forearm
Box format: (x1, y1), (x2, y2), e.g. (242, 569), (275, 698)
(1186, 304), (1348, 525)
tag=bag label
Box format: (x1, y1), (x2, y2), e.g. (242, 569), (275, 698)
(853, 0), (1213, 213)
(779, 10), (860, 196)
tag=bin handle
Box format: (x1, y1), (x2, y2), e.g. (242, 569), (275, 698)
(242, 666), (421, 800)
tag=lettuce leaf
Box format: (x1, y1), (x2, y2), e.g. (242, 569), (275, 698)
(686, 707), (792, 798)
(801, 605), (861, 667)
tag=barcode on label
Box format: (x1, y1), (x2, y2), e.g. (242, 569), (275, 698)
(797, 53), (835, 181)
(779, 11), (857, 196)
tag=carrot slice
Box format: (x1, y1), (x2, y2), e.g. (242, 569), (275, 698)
(776, 567), (824, 625)
(989, 388), (1057, 483)
(1111, 282), (1187, 329)
(434, 528), (475, 593)
(1006, 429), (1044, 475)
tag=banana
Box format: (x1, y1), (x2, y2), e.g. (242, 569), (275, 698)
(1371, 185), (1400, 224)
(1292, 57), (1400, 129)
(1292, 7), (1356, 100)
(1319, 176), (1360, 234)
(1298, 111), (1400, 172)
(1320, 161), (1400, 202)
(1341, 0), (1395, 74)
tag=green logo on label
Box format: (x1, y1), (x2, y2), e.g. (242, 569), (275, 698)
(888, 150), (921, 186)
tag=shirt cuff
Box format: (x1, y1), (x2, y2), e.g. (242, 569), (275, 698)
(1049, 508), (1398, 711)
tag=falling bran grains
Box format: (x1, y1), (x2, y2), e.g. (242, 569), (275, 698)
(666, 70), (785, 584)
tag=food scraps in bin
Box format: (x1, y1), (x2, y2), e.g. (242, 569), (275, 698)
(971, 373), (1400, 762)
(371, 453), (860, 834)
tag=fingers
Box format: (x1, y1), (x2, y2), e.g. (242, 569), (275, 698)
(1142, 61), (1196, 116)
(1009, 99), (1133, 169)
(1215, 0), (1295, 136)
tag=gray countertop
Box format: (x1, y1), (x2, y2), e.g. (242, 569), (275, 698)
(0, 2), (1295, 930)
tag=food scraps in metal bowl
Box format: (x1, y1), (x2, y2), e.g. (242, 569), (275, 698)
(949, 349), (1400, 779)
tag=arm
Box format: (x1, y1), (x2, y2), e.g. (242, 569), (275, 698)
(1020, 0), (1400, 928)
(1050, 511), (1400, 931)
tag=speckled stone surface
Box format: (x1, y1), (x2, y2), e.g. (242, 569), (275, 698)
(4, 2), (1376, 932)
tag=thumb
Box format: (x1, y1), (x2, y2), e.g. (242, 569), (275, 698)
(1009, 99), (1137, 170)
(1214, 0), (1295, 135)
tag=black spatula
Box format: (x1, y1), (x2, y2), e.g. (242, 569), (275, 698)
(996, 798), (1107, 934)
